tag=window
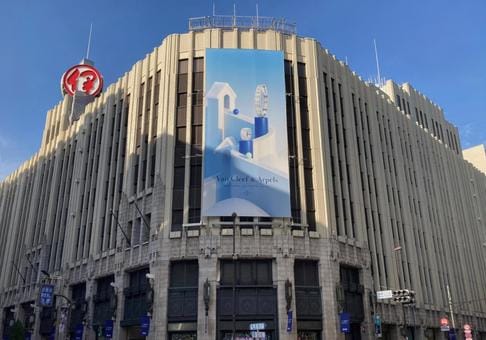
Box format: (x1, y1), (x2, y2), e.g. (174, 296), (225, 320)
(224, 95), (230, 110)
(170, 261), (199, 287)
(220, 260), (272, 286)
(295, 260), (319, 287)
(188, 58), (204, 224)
(168, 261), (198, 325)
(93, 275), (115, 330)
(285, 60), (302, 223)
(295, 260), (322, 335)
(171, 60), (189, 232)
(122, 268), (150, 326)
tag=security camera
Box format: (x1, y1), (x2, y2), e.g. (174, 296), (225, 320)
(146, 273), (155, 280)
(110, 282), (118, 288)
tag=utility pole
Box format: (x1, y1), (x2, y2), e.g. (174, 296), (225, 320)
(393, 246), (408, 339)
(447, 285), (456, 333)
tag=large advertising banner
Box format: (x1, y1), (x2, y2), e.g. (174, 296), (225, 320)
(202, 48), (291, 217)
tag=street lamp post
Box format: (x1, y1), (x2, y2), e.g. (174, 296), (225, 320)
(446, 284), (456, 336)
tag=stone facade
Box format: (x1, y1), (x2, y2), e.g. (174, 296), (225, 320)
(1, 19), (486, 340)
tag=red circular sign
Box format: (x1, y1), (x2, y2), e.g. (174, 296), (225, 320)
(440, 318), (449, 326)
(61, 64), (103, 97)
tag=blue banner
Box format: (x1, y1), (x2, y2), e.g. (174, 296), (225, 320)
(39, 284), (55, 307)
(203, 48), (291, 217)
(104, 319), (114, 338)
(74, 323), (83, 340)
(286, 310), (293, 332)
(340, 312), (351, 333)
(374, 314), (382, 336)
(48, 327), (55, 340)
(140, 315), (150, 336)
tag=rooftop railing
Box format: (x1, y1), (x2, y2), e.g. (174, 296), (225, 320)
(189, 15), (297, 35)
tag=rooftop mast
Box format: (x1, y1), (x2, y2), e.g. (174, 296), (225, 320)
(86, 23), (93, 60)
(373, 38), (383, 86)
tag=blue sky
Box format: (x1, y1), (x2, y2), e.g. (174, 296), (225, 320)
(0, 0), (485, 179)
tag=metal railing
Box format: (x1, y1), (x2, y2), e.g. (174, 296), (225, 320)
(189, 15), (297, 35)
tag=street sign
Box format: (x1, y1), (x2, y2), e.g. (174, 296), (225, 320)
(340, 312), (351, 333)
(141, 315), (150, 336)
(377, 290), (393, 300)
(250, 331), (265, 339)
(249, 322), (266, 331)
(39, 284), (55, 307)
(441, 317), (450, 332)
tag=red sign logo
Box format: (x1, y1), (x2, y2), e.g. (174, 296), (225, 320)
(61, 64), (103, 97)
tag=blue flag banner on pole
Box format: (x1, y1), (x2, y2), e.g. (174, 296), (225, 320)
(286, 310), (293, 332)
(74, 323), (83, 340)
(140, 315), (150, 336)
(340, 312), (351, 333)
(104, 319), (114, 338)
(39, 284), (55, 307)
(48, 327), (56, 340)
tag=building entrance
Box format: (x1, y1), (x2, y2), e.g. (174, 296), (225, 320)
(217, 260), (278, 340)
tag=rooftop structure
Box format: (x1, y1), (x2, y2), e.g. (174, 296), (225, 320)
(189, 15), (297, 35)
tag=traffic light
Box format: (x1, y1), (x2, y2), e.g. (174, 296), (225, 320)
(374, 314), (382, 337)
(405, 290), (416, 305)
(392, 289), (415, 305)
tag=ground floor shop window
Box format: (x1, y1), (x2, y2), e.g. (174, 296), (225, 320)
(297, 330), (320, 340)
(169, 332), (197, 340)
(221, 330), (274, 340)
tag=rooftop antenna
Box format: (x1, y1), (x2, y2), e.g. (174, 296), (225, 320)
(233, 3), (236, 26)
(256, 4), (259, 28)
(373, 38), (382, 86)
(212, 2), (215, 16)
(86, 23), (93, 60)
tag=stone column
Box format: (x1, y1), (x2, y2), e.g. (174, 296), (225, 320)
(150, 258), (169, 339)
(320, 239), (340, 340)
(112, 270), (126, 340)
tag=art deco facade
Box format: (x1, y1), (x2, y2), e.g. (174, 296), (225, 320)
(1, 16), (486, 340)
